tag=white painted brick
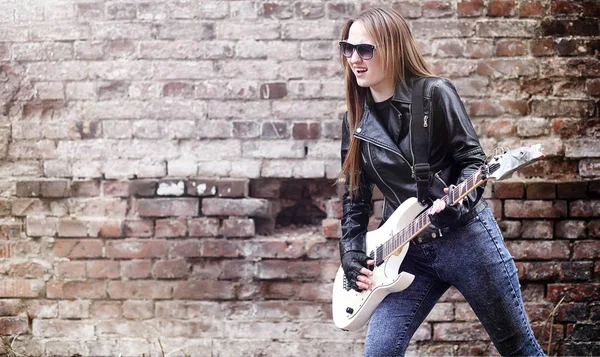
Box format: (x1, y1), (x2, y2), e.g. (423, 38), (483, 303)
(154, 60), (215, 79)
(0, 161), (42, 177)
(44, 160), (71, 177)
(292, 160), (325, 178)
(72, 160), (103, 178)
(66, 82), (97, 100)
(35, 82), (64, 100)
(272, 100), (344, 119)
(216, 22), (280, 40)
(229, 160), (261, 178)
(180, 140), (241, 161)
(157, 181), (185, 196)
(218, 60), (281, 80)
(167, 160), (198, 177)
(261, 160), (293, 177)
(306, 141), (340, 159)
(136, 161), (167, 178)
(242, 141), (305, 159)
(208, 100), (271, 119)
(104, 121), (133, 139)
(197, 161), (231, 176)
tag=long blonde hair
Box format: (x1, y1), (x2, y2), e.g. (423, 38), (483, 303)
(339, 7), (434, 197)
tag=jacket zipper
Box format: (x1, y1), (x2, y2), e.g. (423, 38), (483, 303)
(367, 142), (401, 205)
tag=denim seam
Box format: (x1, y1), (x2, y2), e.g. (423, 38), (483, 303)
(480, 216), (543, 355)
(392, 281), (437, 356)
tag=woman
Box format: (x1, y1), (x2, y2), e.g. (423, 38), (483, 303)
(338, 7), (545, 357)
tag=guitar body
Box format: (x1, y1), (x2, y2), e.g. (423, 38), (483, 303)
(332, 197), (424, 331)
(331, 144), (546, 332)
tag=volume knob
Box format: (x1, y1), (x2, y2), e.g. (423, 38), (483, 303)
(346, 307), (354, 314)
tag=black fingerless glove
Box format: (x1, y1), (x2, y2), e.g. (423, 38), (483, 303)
(428, 203), (468, 229)
(341, 250), (370, 291)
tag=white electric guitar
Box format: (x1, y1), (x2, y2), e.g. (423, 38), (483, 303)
(332, 144), (546, 331)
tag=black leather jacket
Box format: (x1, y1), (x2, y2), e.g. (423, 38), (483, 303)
(340, 75), (487, 256)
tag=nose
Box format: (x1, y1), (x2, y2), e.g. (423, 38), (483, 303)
(349, 49), (362, 64)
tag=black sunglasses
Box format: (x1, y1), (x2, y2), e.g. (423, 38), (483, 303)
(339, 41), (376, 60)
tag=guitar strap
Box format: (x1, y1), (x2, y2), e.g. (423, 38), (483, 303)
(411, 77), (432, 207)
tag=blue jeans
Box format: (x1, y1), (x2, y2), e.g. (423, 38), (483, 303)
(364, 207), (545, 357)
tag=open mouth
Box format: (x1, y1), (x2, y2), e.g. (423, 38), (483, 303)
(354, 68), (368, 75)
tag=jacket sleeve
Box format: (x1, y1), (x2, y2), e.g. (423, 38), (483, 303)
(340, 112), (373, 256)
(433, 79), (486, 211)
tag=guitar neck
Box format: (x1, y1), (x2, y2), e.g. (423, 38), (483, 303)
(382, 167), (489, 260)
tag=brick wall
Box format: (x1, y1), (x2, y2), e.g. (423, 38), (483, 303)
(0, 0), (598, 356)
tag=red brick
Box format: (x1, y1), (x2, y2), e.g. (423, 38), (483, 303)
(0, 316), (28, 335)
(530, 38), (555, 57)
(163, 82), (193, 98)
(504, 200), (567, 218)
(103, 181), (130, 197)
(124, 219), (154, 238)
(16, 181), (41, 197)
(90, 301), (122, 319)
(8, 261), (47, 279)
(217, 179), (249, 198)
(556, 303), (588, 322)
(55, 261), (86, 280)
(520, 220), (554, 239)
(0, 222), (20, 240)
(574, 241), (600, 259)
(173, 280), (235, 299)
(188, 217), (220, 237)
(488, 0), (515, 16)
(570, 200), (600, 217)
(548, 283), (600, 302)
(557, 181), (588, 199)
(517, 261), (592, 281)
(321, 218), (341, 239)
(53, 239), (103, 258)
(47, 281), (106, 299)
(287, 261), (322, 280)
(170, 241), (203, 258)
(292, 123), (321, 140)
(457, 0), (485, 17)
(221, 218), (254, 238)
(152, 259), (189, 279)
(0, 299), (23, 316)
(40, 180), (71, 198)
(122, 300), (154, 320)
(519, 1), (546, 17)
(129, 180), (157, 197)
(120, 260), (152, 279)
(186, 179), (217, 196)
(259, 82), (287, 99)
(495, 40), (527, 56)
(220, 260), (256, 280)
(498, 220), (521, 238)
(86, 260), (120, 279)
(526, 182), (556, 199)
(249, 179), (281, 198)
(492, 181), (524, 199)
(589, 220), (600, 238)
(137, 198), (199, 217)
(155, 218), (187, 238)
(202, 239), (239, 257)
(0, 279), (43, 298)
(58, 218), (89, 237)
(556, 220), (587, 239)
(96, 220), (123, 238)
(71, 180), (101, 196)
(106, 240), (168, 259)
(307, 240), (338, 260)
(0, 242), (14, 258)
(506, 240), (570, 259)
(108, 281), (173, 299)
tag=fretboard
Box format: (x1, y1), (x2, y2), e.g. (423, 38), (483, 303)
(380, 166), (490, 261)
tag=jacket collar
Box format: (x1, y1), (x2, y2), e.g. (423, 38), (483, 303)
(391, 71), (416, 104)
